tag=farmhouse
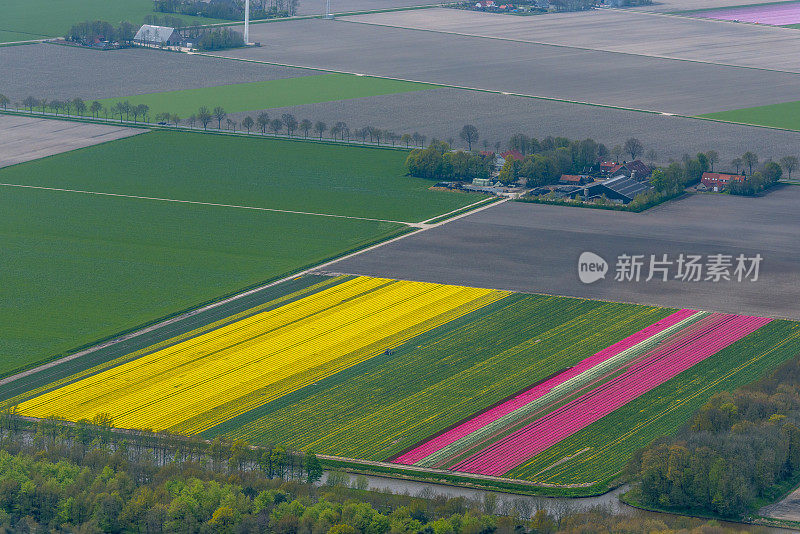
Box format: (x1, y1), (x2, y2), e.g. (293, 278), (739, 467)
(701, 171), (746, 191)
(584, 175), (652, 203)
(133, 25), (185, 47)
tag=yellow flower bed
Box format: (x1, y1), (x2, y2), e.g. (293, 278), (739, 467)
(19, 276), (507, 433)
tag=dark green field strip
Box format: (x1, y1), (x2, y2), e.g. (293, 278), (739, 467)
(506, 320), (800, 485)
(700, 100), (800, 131)
(0, 275), (352, 403)
(0, 131), (481, 223)
(97, 74), (434, 118)
(210, 296), (672, 461)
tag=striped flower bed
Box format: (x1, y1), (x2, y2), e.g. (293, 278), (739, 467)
(392, 311), (772, 477)
(452, 313), (771, 476)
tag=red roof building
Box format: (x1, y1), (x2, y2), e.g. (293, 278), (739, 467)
(559, 174), (590, 185)
(701, 172), (746, 191)
(500, 149), (524, 161)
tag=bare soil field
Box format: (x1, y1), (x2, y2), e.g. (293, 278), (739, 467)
(342, 8), (800, 73)
(0, 43), (317, 102)
(219, 18), (800, 114)
(296, 0), (440, 15)
(233, 87), (800, 163)
(322, 187), (800, 320)
(0, 115), (145, 168)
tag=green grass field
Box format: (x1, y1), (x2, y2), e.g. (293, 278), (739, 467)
(97, 74), (434, 118)
(0, 131), (477, 223)
(0, 187), (404, 378)
(0, 0), (226, 43)
(204, 295), (672, 460)
(0, 130), (479, 376)
(701, 100), (800, 131)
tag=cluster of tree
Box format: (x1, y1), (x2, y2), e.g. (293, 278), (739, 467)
(154, 0), (299, 20)
(405, 141), (494, 181)
(505, 134), (631, 187)
(649, 152), (716, 193)
(627, 353), (800, 519)
(724, 152), (792, 196)
(66, 20), (137, 46)
(143, 13), (188, 27)
(196, 27), (245, 50)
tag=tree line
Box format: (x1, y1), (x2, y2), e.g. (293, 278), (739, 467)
(66, 20), (138, 46)
(154, 0), (299, 20)
(627, 351), (800, 519)
(0, 411), (751, 533)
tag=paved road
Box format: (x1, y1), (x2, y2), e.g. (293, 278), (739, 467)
(323, 188), (800, 319)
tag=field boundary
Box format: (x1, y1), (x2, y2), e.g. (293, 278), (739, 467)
(0, 182), (425, 227)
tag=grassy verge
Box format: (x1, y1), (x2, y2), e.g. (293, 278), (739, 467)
(424, 197), (501, 224)
(319, 456), (612, 497)
(516, 191), (686, 212)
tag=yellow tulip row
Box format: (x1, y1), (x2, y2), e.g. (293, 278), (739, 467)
(3, 275), (349, 411)
(19, 276), (505, 433)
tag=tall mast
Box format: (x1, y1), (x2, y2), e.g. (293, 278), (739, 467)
(244, 0), (250, 44)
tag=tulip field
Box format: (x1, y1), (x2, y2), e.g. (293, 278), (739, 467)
(16, 276), (506, 433)
(8, 273), (800, 491)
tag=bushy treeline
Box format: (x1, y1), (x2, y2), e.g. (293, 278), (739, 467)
(0, 446), (751, 534)
(649, 152), (714, 193)
(505, 134), (618, 187)
(405, 141), (494, 182)
(728, 161), (782, 196)
(195, 27), (245, 50)
(154, 0), (298, 20)
(66, 20), (137, 45)
(627, 353), (800, 518)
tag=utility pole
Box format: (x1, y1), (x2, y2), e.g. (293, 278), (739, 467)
(325, 0), (334, 19)
(244, 0), (250, 44)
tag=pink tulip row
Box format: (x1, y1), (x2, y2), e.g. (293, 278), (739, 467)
(393, 309), (697, 466)
(450, 313), (772, 476)
(695, 3), (800, 26)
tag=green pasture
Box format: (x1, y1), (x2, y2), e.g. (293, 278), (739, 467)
(701, 100), (800, 131)
(97, 74), (434, 118)
(0, 131), (478, 222)
(0, 186), (404, 378)
(0, 0), (226, 43)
